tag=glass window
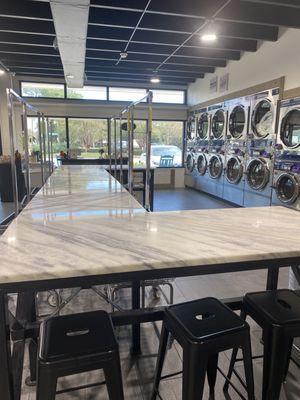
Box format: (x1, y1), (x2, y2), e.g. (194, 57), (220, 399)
(48, 118), (67, 164)
(151, 90), (185, 104)
(109, 87), (147, 102)
(27, 117), (67, 166)
(68, 118), (108, 158)
(137, 120), (183, 167)
(21, 82), (65, 98)
(67, 86), (107, 100)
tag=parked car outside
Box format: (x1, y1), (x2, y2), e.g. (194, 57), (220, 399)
(139, 145), (182, 167)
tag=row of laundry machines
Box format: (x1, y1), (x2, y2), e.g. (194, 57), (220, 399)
(184, 88), (300, 212)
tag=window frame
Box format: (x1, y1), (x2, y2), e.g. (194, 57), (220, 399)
(19, 81), (187, 105)
(20, 81), (66, 99)
(66, 85), (108, 101)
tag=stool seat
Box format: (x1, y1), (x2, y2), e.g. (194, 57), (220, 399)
(245, 289), (300, 325)
(167, 297), (246, 341)
(39, 310), (117, 362)
(151, 297), (255, 400)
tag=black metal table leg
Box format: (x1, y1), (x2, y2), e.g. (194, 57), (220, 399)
(266, 267), (279, 290)
(0, 291), (14, 400)
(131, 280), (141, 355)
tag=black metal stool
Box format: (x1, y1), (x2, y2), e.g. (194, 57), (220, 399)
(36, 310), (124, 400)
(224, 289), (300, 400)
(151, 297), (255, 400)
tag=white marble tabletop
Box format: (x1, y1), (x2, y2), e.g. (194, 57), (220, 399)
(0, 165), (300, 288)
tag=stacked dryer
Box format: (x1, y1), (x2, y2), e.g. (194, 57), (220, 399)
(272, 96), (300, 210)
(184, 113), (197, 188)
(244, 88), (279, 207)
(194, 107), (211, 193)
(205, 103), (227, 198)
(223, 97), (250, 206)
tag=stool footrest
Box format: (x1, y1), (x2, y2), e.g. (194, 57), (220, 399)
(56, 380), (106, 395)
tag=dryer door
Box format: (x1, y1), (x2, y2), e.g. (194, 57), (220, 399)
(226, 156), (243, 184)
(275, 173), (299, 204)
(229, 105), (246, 139)
(251, 99), (274, 139)
(209, 155), (223, 179)
(212, 110), (226, 139)
(280, 108), (300, 149)
(185, 153), (195, 173)
(197, 153), (207, 176)
(197, 113), (209, 139)
(186, 116), (196, 140)
(246, 158), (270, 190)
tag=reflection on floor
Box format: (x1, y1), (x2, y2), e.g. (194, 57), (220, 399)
(154, 187), (234, 212)
(0, 201), (15, 222)
(18, 188), (298, 400)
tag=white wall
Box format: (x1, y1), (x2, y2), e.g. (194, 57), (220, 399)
(188, 28), (300, 106)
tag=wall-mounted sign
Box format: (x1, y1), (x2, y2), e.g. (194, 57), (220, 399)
(219, 73), (229, 93)
(209, 76), (218, 93)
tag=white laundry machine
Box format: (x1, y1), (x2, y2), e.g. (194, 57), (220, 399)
(272, 97), (300, 210)
(223, 97), (250, 206)
(193, 107), (211, 193)
(186, 114), (197, 145)
(204, 103), (227, 198)
(184, 149), (197, 188)
(244, 88), (280, 207)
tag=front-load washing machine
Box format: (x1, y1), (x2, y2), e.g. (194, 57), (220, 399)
(186, 114), (197, 145)
(223, 150), (245, 206)
(223, 97), (250, 205)
(272, 154), (300, 210)
(276, 96), (300, 154)
(193, 108), (211, 193)
(244, 88), (279, 207)
(194, 148), (210, 193)
(204, 103), (227, 198)
(184, 149), (197, 188)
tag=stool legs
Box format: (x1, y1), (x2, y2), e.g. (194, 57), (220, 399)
(241, 335), (255, 400)
(223, 347), (239, 392)
(182, 349), (207, 400)
(207, 353), (219, 398)
(150, 322), (169, 400)
(263, 329), (291, 400)
(104, 352), (125, 400)
(36, 364), (57, 400)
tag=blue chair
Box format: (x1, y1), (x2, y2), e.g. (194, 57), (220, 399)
(159, 155), (174, 167)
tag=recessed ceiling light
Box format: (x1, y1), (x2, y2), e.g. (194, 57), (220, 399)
(66, 74), (74, 79)
(201, 33), (217, 42)
(0, 68), (5, 75)
(150, 76), (160, 83)
(120, 52), (128, 59)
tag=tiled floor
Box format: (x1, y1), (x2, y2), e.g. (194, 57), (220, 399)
(154, 187), (234, 212)
(17, 188), (299, 399)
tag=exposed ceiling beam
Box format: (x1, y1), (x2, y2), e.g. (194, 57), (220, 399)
(216, 0), (300, 28)
(89, 1), (300, 28)
(49, 0), (90, 87)
(0, 38), (240, 61)
(0, 29), (257, 52)
(241, 0), (300, 8)
(87, 21), (278, 42)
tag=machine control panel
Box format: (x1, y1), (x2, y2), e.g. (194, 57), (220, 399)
(274, 154), (300, 172)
